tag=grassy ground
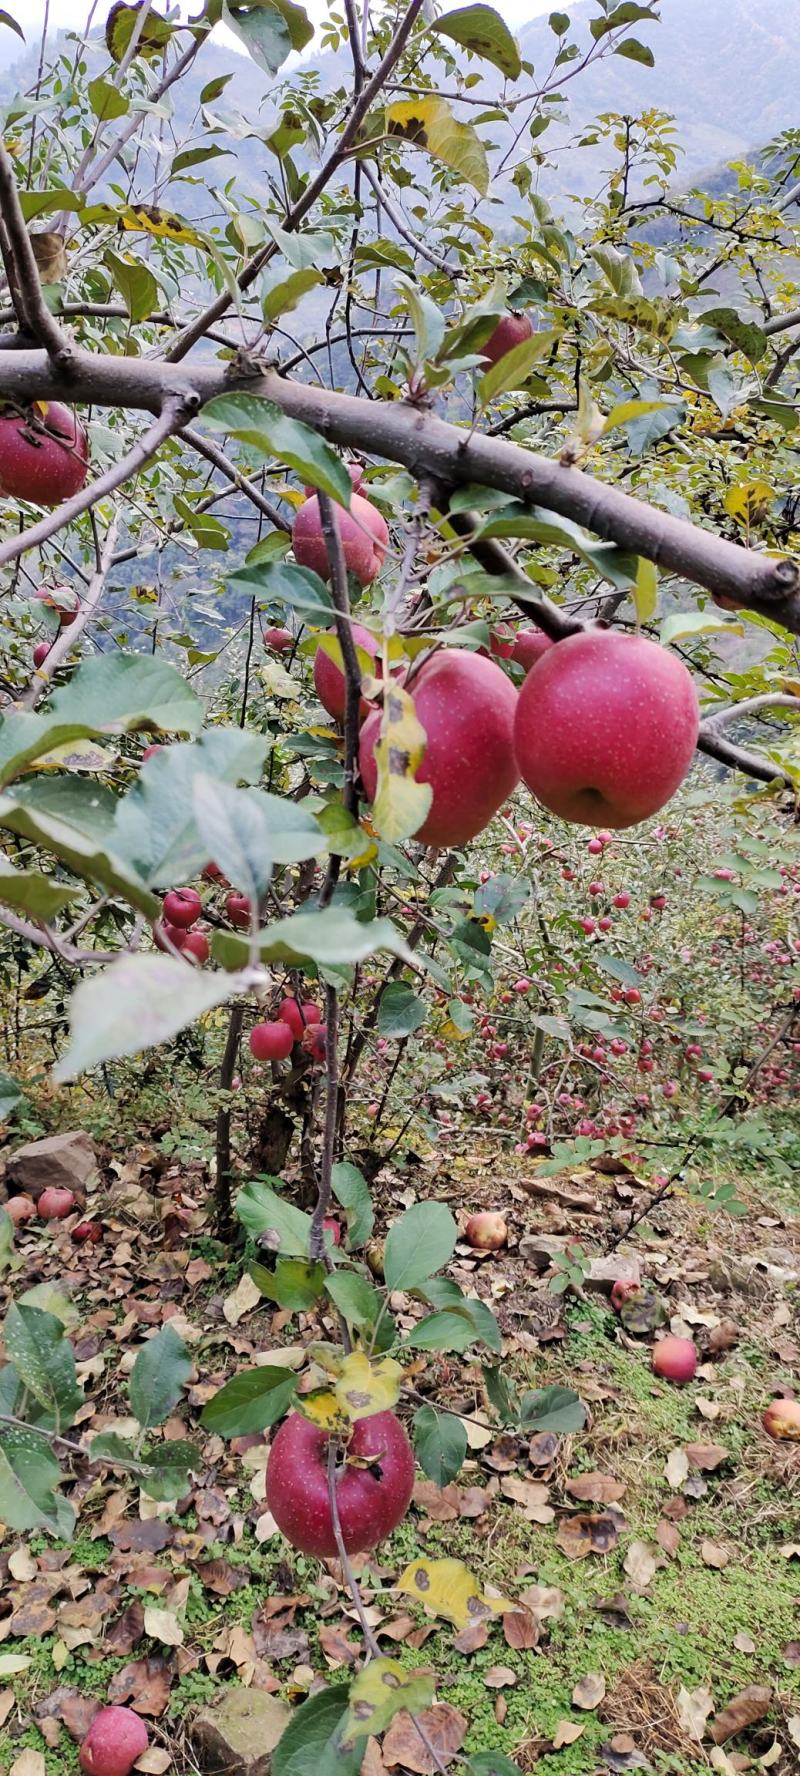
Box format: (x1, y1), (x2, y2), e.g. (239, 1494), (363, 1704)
(0, 1129), (798, 1775)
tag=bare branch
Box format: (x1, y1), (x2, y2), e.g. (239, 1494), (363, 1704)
(22, 514), (120, 707)
(181, 426), (291, 533)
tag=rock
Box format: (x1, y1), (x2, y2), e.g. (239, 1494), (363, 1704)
(585, 1255), (640, 1296)
(4, 1131), (97, 1203)
(191, 1689), (290, 1775)
(519, 1234), (569, 1271)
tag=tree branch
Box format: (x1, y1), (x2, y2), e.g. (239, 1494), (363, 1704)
(0, 144), (72, 360)
(22, 514), (120, 707)
(181, 425), (291, 533)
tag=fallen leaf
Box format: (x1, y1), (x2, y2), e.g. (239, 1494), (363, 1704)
(502, 1609), (539, 1650)
(458, 1487), (492, 1518)
(709, 1749), (739, 1775)
(553, 1720), (585, 1748)
(556, 1511), (622, 1560)
(413, 1482), (460, 1522)
(10, 1754), (46, 1776)
(108, 1656), (173, 1717)
(565, 1472), (625, 1505)
(453, 1619), (489, 1655)
(572, 1672), (606, 1710)
(518, 1584), (565, 1621)
(683, 1443), (729, 1472)
(665, 1448), (689, 1488)
(223, 1271), (262, 1325)
(500, 1475), (554, 1522)
(709, 1686), (772, 1745)
(701, 1541), (730, 1570)
(733, 1632), (756, 1655)
(594, 1592), (633, 1629)
(528, 1431), (559, 1466)
(396, 1559), (508, 1630)
(788, 1714), (800, 1749)
(381, 1704), (466, 1772)
(484, 1666), (517, 1689)
(143, 1607), (183, 1648)
(695, 1397), (720, 1421)
(135, 1754), (171, 1775)
(758, 1742), (782, 1768)
(623, 1540), (660, 1593)
(784, 1641), (800, 1667)
(656, 1521), (680, 1558)
(676, 1685), (715, 1742)
(8, 1549), (37, 1583)
(0, 1692), (14, 1729)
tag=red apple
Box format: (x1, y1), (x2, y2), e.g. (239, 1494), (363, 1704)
(762, 1397), (800, 1441)
(250, 1021), (294, 1062)
(293, 490), (389, 586)
(481, 312), (534, 367)
(266, 1409), (415, 1556)
(465, 1211), (508, 1251)
(314, 622), (380, 724)
(511, 628), (554, 672)
(3, 1194), (36, 1226)
(79, 1704), (148, 1776)
(141, 743), (162, 763)
(38, 1187), (76, 1220)
(72, 1221), (103, 1244)
(613, 892), (631, 909)
(0, 402), (89, 506)
(302, 1022), (328, 1062)
(153, 919), (186, 953)
(33, 641), (51, 668)
(162, 888), (201, 930)
(181, 929), (210, 965)
(323, 1216), (342, 1246)
(489, 625), (515, 659)
(611, 1279), (640, 1313)
(513, 631), (699, 828)
(359, 651), (519, 848)
(263, 626), (294, 652)
(225, 892), (252, 929)
(278, 997), (322, 1041)
(652, 1335), (697, 1383)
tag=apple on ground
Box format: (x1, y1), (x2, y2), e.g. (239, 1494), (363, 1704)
(514, 631), (699, 828)
(465, 1211), (508, 1251)
(38, 1187), (77, 1220)
(79, 1704), (149, 1776)
(611, 1279), (641, 1312)
(266, 1409), (415, 1555)
(652, 1335), (697, 1382)
(762, 1396), (800, 1440)
(72, 1221), (103, 1244)
(3, 1194), (36, 1225)
(359, 650), (519, 848)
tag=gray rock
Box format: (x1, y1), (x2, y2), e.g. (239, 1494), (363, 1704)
(4, 1131), (97, 1202)
(518, 1235), (640, 1295)
(519, 1234), (569, 1271)
(191, 1688), (291, 1775)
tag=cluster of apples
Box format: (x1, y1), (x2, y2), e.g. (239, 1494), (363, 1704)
(250, 995), (326, 1064)
(4, 1186), (101, 1243)
(153, 887), (210, 964)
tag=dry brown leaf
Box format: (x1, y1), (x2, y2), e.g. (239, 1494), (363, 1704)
(8, 1549), (37, 1583)
(9, 1754), (46, 1776)
(458, 1487), (492, 1518)
(222, 1272), (261, 1325)
(676, 1684), (715, 1742)
(572, 1672), (606, 1710)
(656, 1521), (680, 1559)
(500, 1475), (554, 1522)
(0, 1691), (15, 1729)
(733, 1632), (755, 1655)
(758, 1742), (782, 1768)
(701, 1541), (730, 1570)
(565, 1472), (625, 1505)
(683, 1443), (729, 1472)
(709, 1749), (739, 1775)
(556, 1511), (621, 1560)
(709, 1686), (772, 1745)
(695, 1397), (720, 1421)
(502, 1609), (539, 1650)
(453, 1619), (489, 1655)
(413, 1482), (460, 1522)
(665, 1448), (689, 1488)
(552, 1720), (585, 1749)
(623, 1539), (660, 1593)
(518, 1584), (565, 1621)
(787, 1714), (800, 1749)
(484, 1666), (517, 1689)
(135, 1752), (171, 1774)
(143, 1607), (183, 1648)
(382, 1704), (466, 1773)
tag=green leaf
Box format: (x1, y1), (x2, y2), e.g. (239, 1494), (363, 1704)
(0, 655), (202, 788)
(106, 2), (173, 61)
(90, 1432), (200, 1500)
(88, 76), (130, 121)
(171, 143), (233, 176)
(129, 1324), (192, 1431)
(0, 782), (158, 922)
(377, 982), (428, 1038)
(192, 777), (273, 902)
(0, 1071), (22, 1119)
(0, 1429), (74, 1536)
(331, 1162), (374, 1249)
(0, 857), (79, 922)
(105, 250), (158, 322)
(213, 907), (413, 972)
(273, 1687), (360, 1776)
(4, 1305), (82, 1433)
(17, 189), (84, 221)
(430, 6), (521, 79)
(262, 266), (324, 324)
(324, 1272), (381, 1329)
(414, 1405), (468, 1485)
(0, 10), (26, 39)
(407, 1307), (484, 1352)
(201, 1365), (297, 1438)
(384, 1203), (458, 1292)
(483, 1363), (517, 1425)
(251, 1258), (325, 1310)
(227, 559), (332, 619)
(660, 610), (744, 647)
(221, 0), (313, 72)
(518, 1385), (586, 1433)
(467, 1756), (525, 1776)
(698, 305), (767, 367)
(477, 330), (560, 403)
(53, 955), (240, 1080)
(237, 1180), (312, 1256)
(601, 398), (671, 435)
(478, 504), (638, 588)
(613, 36), (654, 64)
(201, 394), (352, 502)
(549, 11), (569, 32)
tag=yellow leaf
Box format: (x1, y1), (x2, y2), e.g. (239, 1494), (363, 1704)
(440, 1019), (470, 1042)
(341, 1658), (435, 1745)
(633, 556), (658, 626)
(385, 98), (488, 196)
(372, 680), (433, 844)
(723, 481), (772, 527)
(118, 204), (201, 244)
(295, 1387), (353, 1435)
(307, 1349), (405, 1423)
(397, 1557), (510, 1629)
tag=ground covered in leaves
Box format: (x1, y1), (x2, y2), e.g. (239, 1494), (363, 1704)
(0, 1128), (798, 1776)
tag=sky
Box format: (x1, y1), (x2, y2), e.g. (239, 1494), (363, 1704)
(10, 0), (556, 57)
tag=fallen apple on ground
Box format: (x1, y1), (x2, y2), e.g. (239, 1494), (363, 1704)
(38, 1187), (77, 1220)
(762, 1396), (800, 1440)
(79, 1704), (149, 1776)
(465, 1211), (508, 1250)
(652, 1335), (698, 1382)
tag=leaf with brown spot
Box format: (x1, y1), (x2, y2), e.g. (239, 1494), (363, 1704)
(594, 1592), (633, 1629)
(552, 1720), (585, 1749)
(108, 1655), (173, 1717)
(701, 1540), (730, 1570)
(556, 1511), (622, 1560)
(572, 1672), (606, 1710)
(565, 1472), (625, 1505)
(528, 1431), (559, 1467)
(683, 1443), (729, 1472)
(381, 1703), (466, 1772)
(709, 1686), (772, 1745)
(518, 1584), (565, 1621)
(502, 1609), (539, 1650)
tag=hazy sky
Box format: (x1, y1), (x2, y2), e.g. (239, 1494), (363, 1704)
(11, 0), (556, 56)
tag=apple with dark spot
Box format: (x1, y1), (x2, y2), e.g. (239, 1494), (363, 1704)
(266, 1409), (415, 1556)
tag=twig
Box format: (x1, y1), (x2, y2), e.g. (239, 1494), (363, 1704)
(22, 514), (120, 707)
(181, 426), (291, 533)
(316, 491), (363, 909)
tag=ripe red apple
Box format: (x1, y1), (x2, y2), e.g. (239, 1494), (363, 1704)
(465, 1211), (508, 1251)
(652, 1335), (697, 1383)
(225, 892), (252, 929)
(323, 1215), (342, 1246)
(359, 651), (519, 848)
(481, 312), (534, 367)
(33, 641), (51, 669)
(314, 622), (379, 724)
(278, 997), (322, 1041)
(141, 743), (162, 763)
(79, 1704), (149, 1776)
(153, 919), (186, 953)
(293, 491), (389, 586)
(762, 1397), (800, 1441)
(4, 1194), (36, 1226)
(72, 1221), (103, 1244)
(513, 631), (699, 828)
(511, 628), (554, 672)
(38, 1187), (76, 1220)
(162, 888), (201, 930)
(302, 1022), (328, 1062)
(611, 1279), (640, 1312)
(613, 892), (631, 909)
(489, 625), (515, 659)
(266, 1409), (415, 1556)
(0, 402), (89, 505)
(263, 626), (293, 652)
(250, 1021), (294, 1062)
(181, 929), (210, 965)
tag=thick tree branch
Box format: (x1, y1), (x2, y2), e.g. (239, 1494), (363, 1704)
(703, 692), (800, 728)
